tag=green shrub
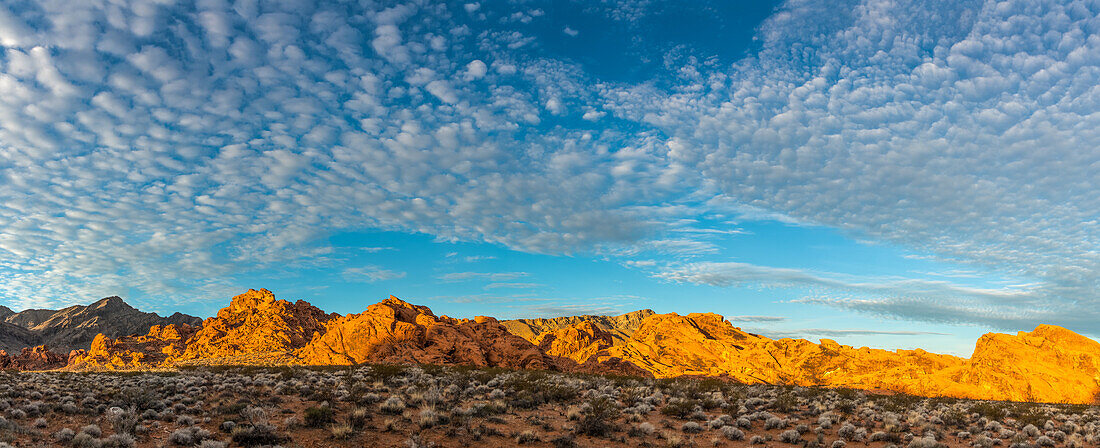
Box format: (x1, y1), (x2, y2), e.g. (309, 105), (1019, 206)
(304, 406), (335, 428)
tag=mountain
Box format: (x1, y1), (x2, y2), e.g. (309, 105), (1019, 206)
(0, 321), (39, 353)
(61, 289), (1100, 404)
(502, 309), (656, 346)
(296, 296), (562, 370)
(517, 311), (1100, 404)
(171, 289), (334, 364)
(0, 296), (202, 353)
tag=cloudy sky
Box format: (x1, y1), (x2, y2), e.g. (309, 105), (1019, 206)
(1, 0), (1097, 355)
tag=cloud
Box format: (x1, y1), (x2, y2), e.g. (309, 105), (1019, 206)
(754, 328), (952, 340)
(438, 272), (529, 282)
(342, 266), (406, 283)
(726, 315), (786, 323)
(484, 282), (542, 289)
(0, 0), (1097, 336)
(656, 261), (1074, 331)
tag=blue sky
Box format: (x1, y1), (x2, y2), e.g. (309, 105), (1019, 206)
(0, 0), (1097, 356)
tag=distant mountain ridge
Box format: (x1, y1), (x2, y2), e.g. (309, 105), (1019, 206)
(0, 296), (202, 353)
(21, 289), (1100, 404)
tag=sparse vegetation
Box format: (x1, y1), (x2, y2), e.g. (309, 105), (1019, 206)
(0, 365), (1092, 447)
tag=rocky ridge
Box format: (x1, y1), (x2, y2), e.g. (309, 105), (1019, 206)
(0, 296), (202, 353)
(521, 310), (1100, 404)
(41, 289), (1100, 404)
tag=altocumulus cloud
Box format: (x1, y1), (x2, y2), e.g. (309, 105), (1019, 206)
(0, 0), (1097, 335)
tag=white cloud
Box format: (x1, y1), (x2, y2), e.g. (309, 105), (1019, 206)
(465, 59), (487, 79)
(342, 265), (406, 283)
(439, 272), (529, 282)
(0, 0), (1096, 336)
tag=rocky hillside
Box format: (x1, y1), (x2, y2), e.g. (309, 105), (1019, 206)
(0, 296), (202, 353)
(55, 289), (1100, 404)
(518, 310), (1100, 404)
(502, 309), (655, 345)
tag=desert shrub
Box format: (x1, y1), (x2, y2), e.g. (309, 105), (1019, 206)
(220, 421), (236, 433)
(908, 436), (941, 448)
(722, 426), (745, 441)
(683, 422), (703, 434)
(80, 424), (103, 438)
(380, 396), (406, 415)
(971, 402), (1008, 421)
(102, 433), (136, 448)
(169, 426), (212, 446)
(516, 430), (540, 444)
(660, 398), (698, 418)
(330, 422), (354, 439)
(231, 423), (287, 447)
(53, 428), (75, 443)
(550, 434), (578, 448)
(780, 429), (802, 444)
(629, 422), (656, 437)
(574, 396), (620, 438)
(303, 405), (335, 427)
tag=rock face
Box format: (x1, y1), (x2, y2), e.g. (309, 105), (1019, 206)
(296, 297), (561, 371)
(0, 345), (67, 370)
(0, 321), (39, 354)
(535, 321), (615, 364)
(68, 324), (199, 370)
(172, 289), (335, 364)
(503, 309), (655, 346)
(941, 325), (1100, 404)
(516, 310), (1100, 404)
(63, 289), (1100, 404)
(0, 296), (202, 353)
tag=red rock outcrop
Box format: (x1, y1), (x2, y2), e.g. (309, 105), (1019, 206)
(68, 324), (198, 370)
(62, 289), (1100, 404)
(523, 310), (1100, 404)
(0, 345), (67, 370)
(171, 289), (335, 364)
(296, 297), (562, 370)
(504, 309), (655, 345)
(535, 321), (614, 364)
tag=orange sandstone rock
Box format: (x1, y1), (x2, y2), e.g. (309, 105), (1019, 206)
(67, 323), (198, 369)
(171, 289), (335, 363)
(296, 296), (561, 370)
(0, 345), (67, 370)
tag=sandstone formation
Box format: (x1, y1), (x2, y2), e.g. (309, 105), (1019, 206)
(172, 289), (335, 364)
(0, 296), (202, 353)
(296, 297), (562, 371)
(521, 310), (1100, 404)
(61, 289), (1100, 404)
(68, 324), (199, 370)
(535, 321), (615, 364)
(0, 345), (67, 370)
(503, 309), (655, 346)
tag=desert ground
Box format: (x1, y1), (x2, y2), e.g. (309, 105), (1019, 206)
(0, 365), (1094, 448)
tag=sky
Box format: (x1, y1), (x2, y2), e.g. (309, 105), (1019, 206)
(0, 0), (1098, 356)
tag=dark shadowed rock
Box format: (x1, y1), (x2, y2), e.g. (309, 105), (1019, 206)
(0, 296), (202, 353)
